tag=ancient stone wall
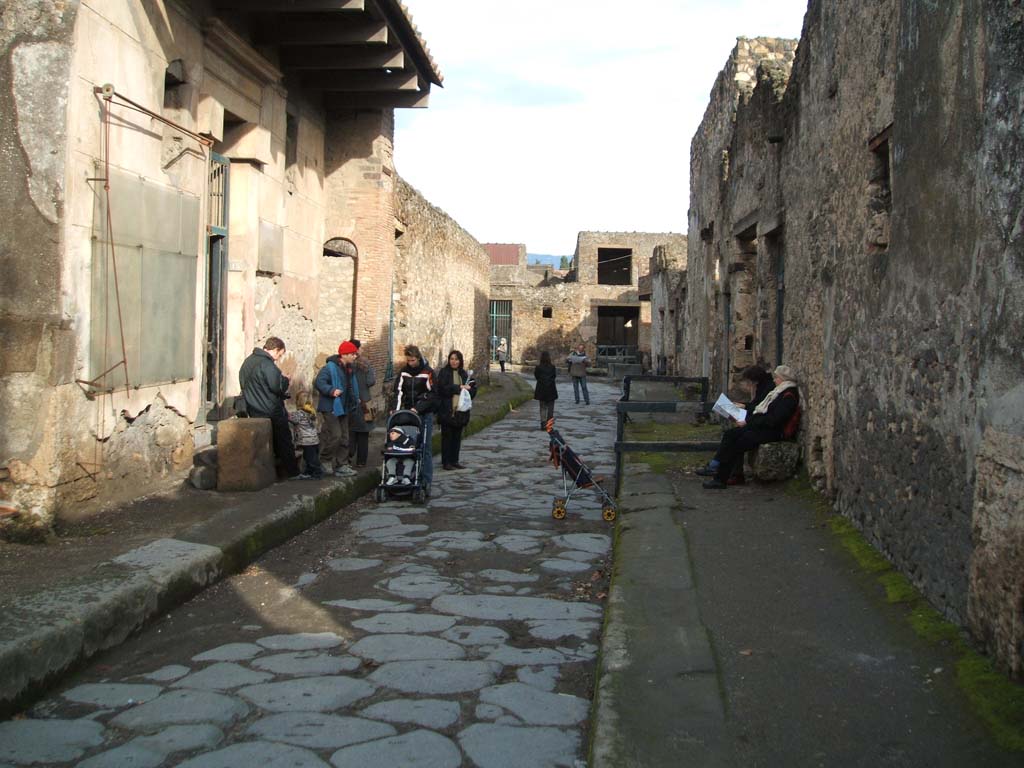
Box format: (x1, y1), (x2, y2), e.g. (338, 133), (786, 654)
(490, 232), (683, 365)
(394, 177), (491, 380)
(650, 241), (687, 375)
(682, 2), (1024, 674)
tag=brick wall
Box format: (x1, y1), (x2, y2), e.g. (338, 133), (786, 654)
(394, 177), (491, 380)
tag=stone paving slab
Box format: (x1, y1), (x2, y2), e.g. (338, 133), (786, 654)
(4, 375), (616, 767)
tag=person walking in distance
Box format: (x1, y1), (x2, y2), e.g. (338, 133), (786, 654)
(534, 350), (558, 430)
(566, 343), (591, 405)
(314, 341), (359, 477)
(496, 337), (508, 373)
(238, 336), (301, 479)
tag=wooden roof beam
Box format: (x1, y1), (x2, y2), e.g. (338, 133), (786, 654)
(301, 70), (418, 92)
(279, 46), (404, 70)
(257, 19), (387, 46)
(214, 0), (365, 11)
(327, 89), (430, 108)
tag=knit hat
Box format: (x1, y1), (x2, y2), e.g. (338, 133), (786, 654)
(773, 365), (797, 382)
(338, 341), (358, 355)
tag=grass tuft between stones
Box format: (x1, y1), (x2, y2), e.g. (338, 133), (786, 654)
(784, 470), (1024, 752)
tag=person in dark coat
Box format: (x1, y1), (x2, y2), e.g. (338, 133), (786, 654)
(698, 365), (800, 489)
(533, 350), (558, 430)
(704, 364), (775, 480)
(437, 349), (477, 470)
(315, 341), (359, 477)
(392, 344), (439, 490)
(347, 339), (376, 468)
(238, 336), (300, 479)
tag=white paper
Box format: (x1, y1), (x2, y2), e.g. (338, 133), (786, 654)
(712, 393), (747, 422)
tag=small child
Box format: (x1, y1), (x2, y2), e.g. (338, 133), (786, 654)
(288, 392), (323, 480)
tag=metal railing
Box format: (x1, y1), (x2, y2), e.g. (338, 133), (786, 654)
(613, 375), (717, 496)
(597, 344), (639, 364)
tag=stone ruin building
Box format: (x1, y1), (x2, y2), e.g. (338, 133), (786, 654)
(654, 3), (1023, 676)
(485, 231), (686, 368)
(0, 1), (491, 533)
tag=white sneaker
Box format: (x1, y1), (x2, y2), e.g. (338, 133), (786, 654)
(385, 476), (398, 486)
(335, 466), (356, 477)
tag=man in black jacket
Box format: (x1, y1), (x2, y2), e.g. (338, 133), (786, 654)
(239, 337), (300, 479)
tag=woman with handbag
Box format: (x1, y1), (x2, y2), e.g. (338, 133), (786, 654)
(347, 339), (376, 468)
(437, 349), (477, 470)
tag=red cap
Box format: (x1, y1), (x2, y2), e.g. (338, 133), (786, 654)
(338, 341), (358, 355)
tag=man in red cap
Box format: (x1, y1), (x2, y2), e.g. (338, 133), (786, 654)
(314, 341), (359, 477)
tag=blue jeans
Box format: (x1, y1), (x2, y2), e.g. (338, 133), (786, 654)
(421, 417), (434, 487)
(301, 445), (323, 478)
(572, 376), (590, 404)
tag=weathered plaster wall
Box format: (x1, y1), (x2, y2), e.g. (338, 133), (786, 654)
(0, 2), (80, 524)
(394, 178), (491, 378)
(1, 1), (331, 530)
(683, 2), (1024, 674)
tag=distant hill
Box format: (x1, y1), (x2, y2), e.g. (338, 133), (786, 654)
(527, 253), (571, 268)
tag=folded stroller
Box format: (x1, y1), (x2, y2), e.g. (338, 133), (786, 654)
(545, 419), (617, 522)
(375, 409), (427, 502)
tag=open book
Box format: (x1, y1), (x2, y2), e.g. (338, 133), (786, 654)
(712, 393), (747, 422)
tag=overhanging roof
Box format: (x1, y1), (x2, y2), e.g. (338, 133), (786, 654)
(211, 0), (442, 109)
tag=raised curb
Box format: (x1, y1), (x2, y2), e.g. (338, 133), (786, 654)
(590, 467), (732, 768)
(0, 378), (535, 716)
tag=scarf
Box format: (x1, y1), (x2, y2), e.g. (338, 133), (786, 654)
(753, 380), (798, 415)
(450, 369), (463, 414)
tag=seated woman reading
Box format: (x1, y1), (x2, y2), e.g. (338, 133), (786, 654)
(697, 365), (800, 489)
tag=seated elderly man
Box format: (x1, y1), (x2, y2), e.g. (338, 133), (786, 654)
(697, 365), (800, 489)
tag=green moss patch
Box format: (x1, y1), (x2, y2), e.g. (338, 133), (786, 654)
(786, 476), (1024, 751)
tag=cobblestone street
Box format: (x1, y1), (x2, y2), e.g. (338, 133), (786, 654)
(0, 376), (619, 768)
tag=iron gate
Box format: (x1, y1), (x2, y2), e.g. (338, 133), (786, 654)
(488, 300), (512, 361)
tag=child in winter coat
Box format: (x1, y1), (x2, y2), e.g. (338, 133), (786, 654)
(288, 391), (323, 479)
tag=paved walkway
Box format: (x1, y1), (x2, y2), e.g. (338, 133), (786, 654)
(0, 376), (620, 767)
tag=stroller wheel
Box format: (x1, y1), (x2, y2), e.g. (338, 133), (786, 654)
(552, 498), (567, 520)
(602, 505), (617, 522)
(374, 487), (387, 503)
(412, 488), (425, 503)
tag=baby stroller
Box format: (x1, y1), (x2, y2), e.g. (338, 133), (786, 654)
(375, 409), (427, 503)
(545, 420), (617, 522)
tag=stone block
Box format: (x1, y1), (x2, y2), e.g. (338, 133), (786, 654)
(216, 418), (275, 492)
(189, 465), (217, 491)
(751, 441), (800, 482)
(193, 446), (219, 468)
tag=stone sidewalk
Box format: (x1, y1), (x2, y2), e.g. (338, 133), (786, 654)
(0, 376), (621, 766)
(0, 372), (534, 715)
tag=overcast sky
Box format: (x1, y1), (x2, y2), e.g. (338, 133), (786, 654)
(393, 0), (808, 256)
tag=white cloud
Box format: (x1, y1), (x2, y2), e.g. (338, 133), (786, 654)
(395, 0), (808, 254)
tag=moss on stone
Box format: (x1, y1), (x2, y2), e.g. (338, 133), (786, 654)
(957, 653), (1024, 751)
(784, 475), (1024, 751)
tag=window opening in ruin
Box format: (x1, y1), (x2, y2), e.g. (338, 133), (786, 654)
(744, 335), (753, 351)
(597, 248), (632, 285)
(867, 125), (892, 255)
(542, 307), (553, 318)
(489, 300), (512, 361)
(163, 60), (186, 110)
